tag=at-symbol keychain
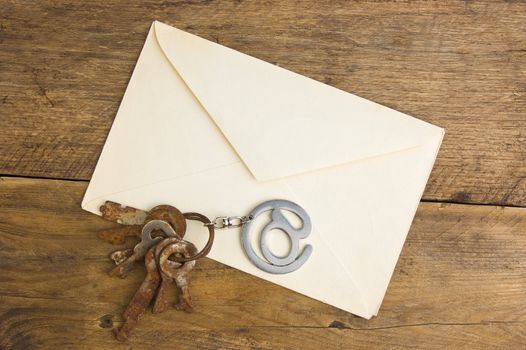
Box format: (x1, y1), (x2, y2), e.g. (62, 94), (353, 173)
(209, 199), (313, 274)
(96, 199), (313, 341)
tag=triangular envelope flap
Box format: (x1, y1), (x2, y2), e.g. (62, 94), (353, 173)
(82, 24), (242, 211)
(154, 21), (442, 181)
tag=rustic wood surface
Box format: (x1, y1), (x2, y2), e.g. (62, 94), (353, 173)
(1, 1), (525, 349)
(0, 0), (525, 206)
(0, 177), (525, 349)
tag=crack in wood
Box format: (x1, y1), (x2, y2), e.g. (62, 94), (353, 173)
(231, 320), (526, 331)
(30, 68), (55, 107)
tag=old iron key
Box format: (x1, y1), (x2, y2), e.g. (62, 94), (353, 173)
(151, 237), (183, 314)
(109, 220), (179, 278)
(114, 245), (161, 342)
(158, 240), (198, 313)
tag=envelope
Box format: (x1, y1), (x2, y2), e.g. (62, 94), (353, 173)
(82, 21), (444, 319)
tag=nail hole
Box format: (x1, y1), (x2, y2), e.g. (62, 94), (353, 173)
(328, 320), (345, 329)
(99, 314), (114, 329)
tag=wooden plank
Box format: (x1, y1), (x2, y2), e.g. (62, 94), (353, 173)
(0, 177), (524, 349)
(1, 296), (524, 350)
(0, 0), (525, 206)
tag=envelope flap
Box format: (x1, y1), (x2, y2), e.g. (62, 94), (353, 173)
(154, 21), (442, 181)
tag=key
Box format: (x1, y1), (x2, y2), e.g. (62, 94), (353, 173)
(109, 220), (178, 278)
(151, 237), (182, 314)
(114, 245), (161, 342)
(157, 240), (198, 313)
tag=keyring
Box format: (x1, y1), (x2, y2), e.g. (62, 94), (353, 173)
(166, 212), (215, 263)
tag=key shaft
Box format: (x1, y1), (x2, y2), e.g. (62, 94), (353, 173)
(152, 237), (182, 314)
(115, 246), (161, 342)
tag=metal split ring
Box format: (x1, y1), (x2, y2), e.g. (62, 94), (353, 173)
(163, 212), (215, 263)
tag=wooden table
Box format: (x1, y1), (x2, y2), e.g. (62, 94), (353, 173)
(1, 1), (525, 348)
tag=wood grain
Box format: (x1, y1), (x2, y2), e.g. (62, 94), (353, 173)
(0, 0), (525, 206)
(0, 177), (524, 349)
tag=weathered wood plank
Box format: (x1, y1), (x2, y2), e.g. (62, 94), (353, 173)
(1, 295), (524, 350)
(0, 177), (524, 349)
(0, 0), (525, 206)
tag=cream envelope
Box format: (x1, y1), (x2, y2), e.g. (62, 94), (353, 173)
(82, 21), (444, 319)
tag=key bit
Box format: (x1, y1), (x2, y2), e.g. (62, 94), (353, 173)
(100, 201), (149, 225)
(109, 249), (134, 265)
(115, 246), (161, 342)
(158, 240), (198, 313)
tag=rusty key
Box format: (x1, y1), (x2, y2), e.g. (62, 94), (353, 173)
(109, 220), (179, 278)
(157, 240), (198, 313)
(151, 237), (182, 314)
(114, 245), (161, 342)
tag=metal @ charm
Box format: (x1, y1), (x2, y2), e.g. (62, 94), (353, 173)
(241, 199), (313, 274)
